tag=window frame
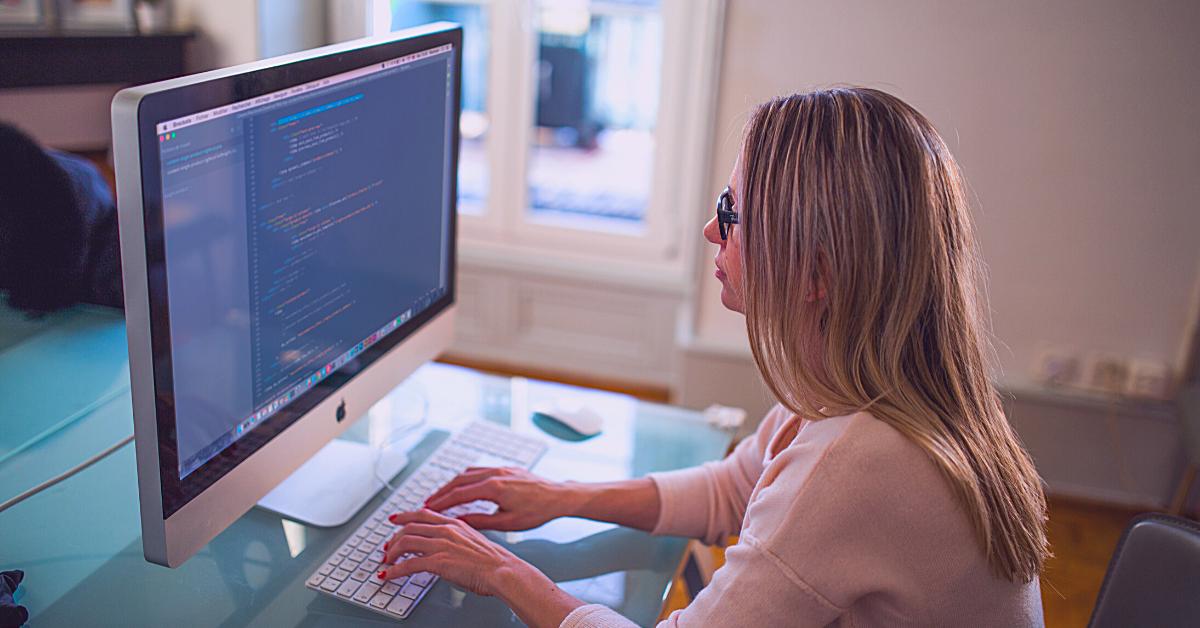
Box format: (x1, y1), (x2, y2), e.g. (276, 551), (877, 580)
(371, 0), (725, 288)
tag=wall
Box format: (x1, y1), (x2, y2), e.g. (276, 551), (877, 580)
(173, 0), (259, 70)
(680, 0), (1200, 507)
(259, 0), (328, 58)
(692, 0), (1200, 385)
(0, 1), (261, 149)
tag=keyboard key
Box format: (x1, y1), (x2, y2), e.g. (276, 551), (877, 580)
(361, 560), (380, 573)
(368, 550), (385, 562)
(339, 557), (359, 571)
(336, 579), (360, 598)
(330, 568), (350, 581)
(357, 540), (375, 553)
(380, 582), (401, 596)
(336, 544), (353, 556)
(320, 578), (340, 592)
(369, 592), (392, 608)
(385, 595), (414, 616)
(349, 550), (367, 563)
(410, 572), (434, 587)
(400, 582), (424, 599)
(366, 533), (385, 545)
(351, 569), (370, 581)
(318, 562), (335, 576)
(306, 574), (325, 588)
(353, 582), (380, 603)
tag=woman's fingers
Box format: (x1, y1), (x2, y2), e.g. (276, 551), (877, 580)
(456, 512), (510, 531)
(384, 522), (458, 562)
(424, 480), (500, 512)
(424, 467), (504, 506)
(379, 555), (440, 582)
(388, 508), (455, 527)
(382, 534), (445, 563)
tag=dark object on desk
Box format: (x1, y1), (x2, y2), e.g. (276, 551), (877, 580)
(1088, 513), (1200, 628)
(0, 122), (123, 315)
(0, 569), (28, 628)
(0, 31), (192, 89)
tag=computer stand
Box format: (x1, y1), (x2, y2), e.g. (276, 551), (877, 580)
(255, 438), (409, 527)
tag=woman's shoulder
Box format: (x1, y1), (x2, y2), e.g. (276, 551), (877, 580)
(792, 411), (938, 476)
(750, 410), (965, 541)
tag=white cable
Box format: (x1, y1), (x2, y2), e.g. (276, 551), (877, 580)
(0, 434), (134, 514)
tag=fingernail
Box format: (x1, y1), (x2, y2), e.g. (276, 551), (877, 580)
(388, 514), (398, 523)
(377, 571), (387, 580)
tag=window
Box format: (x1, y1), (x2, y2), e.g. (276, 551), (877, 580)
(378, 0), (723, 275)
(527, 1), (661, 231)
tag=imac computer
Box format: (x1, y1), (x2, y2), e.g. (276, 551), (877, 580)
(112, 23), (461, 568)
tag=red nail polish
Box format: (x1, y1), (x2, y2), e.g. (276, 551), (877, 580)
(388, 514), (397, 523)
(377, 571), (387, 580)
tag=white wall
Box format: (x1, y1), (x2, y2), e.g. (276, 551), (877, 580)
(691, 0), (1200, 390)
(259, 0), (328, 58)
(173, 0), (260, 69)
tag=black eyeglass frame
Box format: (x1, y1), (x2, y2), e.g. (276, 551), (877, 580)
(716, 186), (739, 241)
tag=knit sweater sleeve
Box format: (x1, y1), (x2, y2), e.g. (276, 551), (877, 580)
(558, 534), (842, 628)
(644, 405), (792, 545)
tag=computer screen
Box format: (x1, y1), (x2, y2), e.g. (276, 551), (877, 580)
(156, 44), (455, 482)
(115, 28), (461, 538)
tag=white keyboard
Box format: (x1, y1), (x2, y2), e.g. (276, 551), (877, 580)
(305, 421), (547, 620)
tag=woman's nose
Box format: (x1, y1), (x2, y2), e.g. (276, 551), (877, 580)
(703, 215), (721, 245)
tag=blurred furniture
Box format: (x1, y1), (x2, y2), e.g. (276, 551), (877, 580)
(1169, 385), (1200, 516)
(1088, 513), (1200, 628)
(0, 31), (191, 88)
(0, 305), (735, 625)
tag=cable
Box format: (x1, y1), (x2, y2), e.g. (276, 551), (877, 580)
(0, 384), (129, 467)
(372, 383), (430, 492)
(0, 434), (133, 514)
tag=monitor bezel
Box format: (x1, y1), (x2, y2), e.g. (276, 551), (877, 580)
(133, 27), (461, 519)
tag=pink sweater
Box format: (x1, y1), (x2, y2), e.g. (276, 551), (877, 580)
(561, 405), (1044, 627)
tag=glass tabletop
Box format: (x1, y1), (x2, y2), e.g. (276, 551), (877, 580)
(0, 307), (734, 626)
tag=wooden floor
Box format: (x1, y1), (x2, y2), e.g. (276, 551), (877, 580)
(1040, 497), (1142, 627)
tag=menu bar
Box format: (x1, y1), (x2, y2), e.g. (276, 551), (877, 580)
(156, 44), (453, 135)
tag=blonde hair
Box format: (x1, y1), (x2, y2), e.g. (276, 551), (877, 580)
(738, 88), (1049, 582)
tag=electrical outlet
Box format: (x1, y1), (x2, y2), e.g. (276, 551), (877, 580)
(1084, 354), (1130, 395)
(1127, 359), (1172, 399)
(1032, 348), (1079, 387)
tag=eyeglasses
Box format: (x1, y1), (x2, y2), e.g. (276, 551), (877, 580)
(716, 186), (739, 241)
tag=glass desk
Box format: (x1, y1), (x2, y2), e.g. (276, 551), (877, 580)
(0, 306), (735, 626)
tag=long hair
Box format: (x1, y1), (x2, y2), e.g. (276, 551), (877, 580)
(738, 88), (1048, 582)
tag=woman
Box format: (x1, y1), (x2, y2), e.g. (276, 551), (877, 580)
(377, 88), (1049, 627)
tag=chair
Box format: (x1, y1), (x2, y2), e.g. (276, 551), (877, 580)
(1088, 513), (1200, 628)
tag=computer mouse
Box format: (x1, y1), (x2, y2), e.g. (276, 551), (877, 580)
(531, 406), (603, 441)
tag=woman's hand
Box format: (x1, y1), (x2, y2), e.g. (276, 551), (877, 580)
(422, 466), (575, 531)
(378, 508), (522, 596)
(379, 509), (586, 627)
